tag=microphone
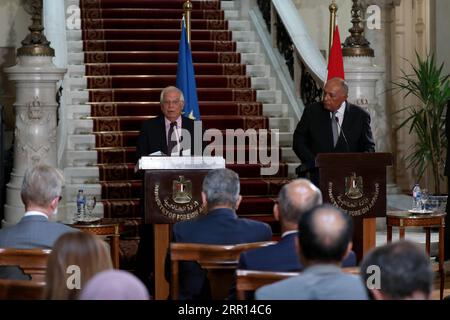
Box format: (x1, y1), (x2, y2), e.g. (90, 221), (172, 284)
(334, 116), (350, 152)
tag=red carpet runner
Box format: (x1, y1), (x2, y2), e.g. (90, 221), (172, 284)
(79, 0), (289, 267)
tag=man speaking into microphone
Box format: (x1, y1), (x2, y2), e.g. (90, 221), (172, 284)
(293, 77), (375, 186)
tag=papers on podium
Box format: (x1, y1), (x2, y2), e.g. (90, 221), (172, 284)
(137, 156), (225, 170)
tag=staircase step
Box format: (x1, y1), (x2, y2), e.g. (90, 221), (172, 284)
(75, 62), (248, 76)
(67, 101), (265, 120)
(241, 53), (265, 65)
(232, 31), (255, 42)
(281, 148), (298, 162)
(246, 65), (269, 77)
(77, 19), (250, 32)
(223, 10), (239, 20)
(67, 114), (278, 134)
(77, 19), (232, 32)
(69, 40), (239, 53)
(269, 117), (294, 132)
(67, 134), (95, 150)
(80, 88), (277, 104)
(79, 8), (226, 20)
(76, 0), (224, 10)
(64, 166), (99, 184)
(263, 104), (288, 117)
(82, 29), (233, 41)
(72, 75), (273, 91)
(68, 62), (268, 78)
(69, 50), (246, 64)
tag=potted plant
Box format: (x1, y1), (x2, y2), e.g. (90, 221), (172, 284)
(393, 53), (450, 201)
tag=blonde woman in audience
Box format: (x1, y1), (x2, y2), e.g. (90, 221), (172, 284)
(79, 270), (150, 300)
(44, 232), (113, 300)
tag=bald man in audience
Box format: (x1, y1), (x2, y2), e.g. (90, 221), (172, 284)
(360, 240), (433, 300)
(255, 205), (368, 300)
(0, 164), (77, 279)
(238, 179), (356, 272)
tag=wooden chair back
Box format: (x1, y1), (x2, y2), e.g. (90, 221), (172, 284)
(170, 241), (276, 300)
(236, 269), (299, 300)
(0, 279), (45, 300)
(236, 266), (361, 300)
(0, 248), (51, 282)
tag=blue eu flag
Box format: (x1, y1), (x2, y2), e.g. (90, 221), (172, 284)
(176, 18), (200, 120)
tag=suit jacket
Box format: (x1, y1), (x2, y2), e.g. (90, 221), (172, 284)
(293, 102), (375, 175)
(0, 215), (77, 280)
(136, 115), (199, 159)
(255, 264), (368, 300)
(171, 208), (272, 300)
(238, 232), (357, 272)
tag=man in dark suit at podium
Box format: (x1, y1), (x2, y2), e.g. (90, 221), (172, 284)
(293, 77), (375, 186)
(135, 85), (200, 295)
(136, 86), (197, 158)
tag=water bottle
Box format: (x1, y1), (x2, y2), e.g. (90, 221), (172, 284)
(76, 189), (86, 220)
(412, 184), (422, 211)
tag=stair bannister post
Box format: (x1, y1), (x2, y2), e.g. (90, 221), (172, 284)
(183, 1), (192, 44)
(328, 0), (338, 60)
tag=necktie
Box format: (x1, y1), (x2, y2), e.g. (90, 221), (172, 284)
(331, 111), (339, 147)
(167, 121), (178, 156)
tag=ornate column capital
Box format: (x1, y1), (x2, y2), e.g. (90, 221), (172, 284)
(18, 0), (54, 57)
(360, 0), (401, 9)
(342, 0), (375, 57)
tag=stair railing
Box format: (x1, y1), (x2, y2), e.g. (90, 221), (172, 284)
(256, 0), (327, 107)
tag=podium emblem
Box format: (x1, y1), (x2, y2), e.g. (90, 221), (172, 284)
(345, 172), (363, 199)
(172, 176), (192, 204)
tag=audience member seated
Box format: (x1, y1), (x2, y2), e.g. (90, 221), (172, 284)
(360, 240), (433, 300)
(255, 205), (368, 300)
(79, 270), (150, 300)
(0, 164), (77, 280)
(169, 168), (272, 299)
(44, 232), (113, 299)
(239, 179), (356, 273)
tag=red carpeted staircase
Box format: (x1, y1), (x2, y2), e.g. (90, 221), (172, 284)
(70, 0), (293, 267)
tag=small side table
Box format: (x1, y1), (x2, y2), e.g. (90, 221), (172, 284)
(70, 219), (123, 269)
(386, 211), (446, 299)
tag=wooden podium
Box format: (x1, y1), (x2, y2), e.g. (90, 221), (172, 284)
(316, 153), (393, 261)
(138, 156), (225, 300)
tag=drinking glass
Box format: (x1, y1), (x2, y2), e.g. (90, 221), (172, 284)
(420, 189), (429, 212)
(85, 196), (97, 218)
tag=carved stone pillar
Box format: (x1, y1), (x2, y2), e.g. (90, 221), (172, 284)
(360, 0), (399, 189)
(3, 0), (66, 226)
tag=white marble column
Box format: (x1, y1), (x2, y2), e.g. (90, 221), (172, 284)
(343, 57), (385, 151)
(3, 56), (66, 227)
(43, 0), (69, 168)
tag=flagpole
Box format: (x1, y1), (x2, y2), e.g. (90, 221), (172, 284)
(183, 1), (192, 45)
(328, 1), (338, 61)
